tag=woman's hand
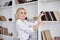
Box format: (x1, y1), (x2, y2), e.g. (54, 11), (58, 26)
(39, 13), (45, 18)
(36, 13), (45, 22)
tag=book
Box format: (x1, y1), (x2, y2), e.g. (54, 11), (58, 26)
(41, 30), (52, 40)
(18, 0), (27, 4)
(8, 1), (12, 6)
(41, 31), (47, 40)
(0, 26), (3, 34)
(45, 12), (52, 21)
(54, 37), (60, 40)
(41, 11), (52, 21)
(50, 11), (57, 21)
(41, 32), (43, 40)
(0, 16), (7, 21)
(15, 0), (19, 4)
(41, 15), (47, 21)
(0, 38), (3, 40)
(15, 0), (37, 4)
(40, 11), (48, 21)
(2, 27), (8, 35)
(44, 30), (52, 40)
(8, 33), (13, 36)
(32, 0), (37, 1)
(40, 11), (60, 21)
(53, 11), (60, 21)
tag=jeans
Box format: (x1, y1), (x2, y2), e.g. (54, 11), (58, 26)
(27, 39), (29, 40)
(27, 35), (30, 40)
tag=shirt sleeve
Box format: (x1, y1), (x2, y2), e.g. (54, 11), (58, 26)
(16, 20), (34, 34)
(26, 21), (38, 27)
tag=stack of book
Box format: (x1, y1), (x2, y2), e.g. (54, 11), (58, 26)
(41, 30), (52, 40)
(0, 16), (7, 21)
(15, 0), (37, 4)
(54, 37), (60, 40)
(40, 11), (60, 21)
(0, 26), (13, 36)
(0, 38), (3, 40)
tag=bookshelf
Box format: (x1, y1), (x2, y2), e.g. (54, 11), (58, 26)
(0, 34), (19, 40)
(12, 0), (38, 40)
(0, 0), (60, 40)
(0, 0), (12, 9)
(38, 0), (60, 40)
(15, 1), (38, 6)
(38, 22), (60, 40)
(0, 0), (18, 40)
(0, 6), (12, 9)
(0, 0), (38, 40)
(39, 0), (60, 3)
(38, 0), (60, 21)
(12, 0), (38, 21)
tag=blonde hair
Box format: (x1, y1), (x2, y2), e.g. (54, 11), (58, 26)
(15, 8), (26, 20)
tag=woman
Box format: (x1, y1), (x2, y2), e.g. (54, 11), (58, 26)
(15, 8), (44, 40)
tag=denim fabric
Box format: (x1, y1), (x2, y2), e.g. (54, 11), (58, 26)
(27, 35), (30, 40)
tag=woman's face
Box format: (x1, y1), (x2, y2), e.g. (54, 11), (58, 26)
(18, 9), (26, 20)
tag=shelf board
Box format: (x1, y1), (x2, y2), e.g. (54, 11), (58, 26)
(40, 21), (60, 22)
(39, 0), (60, 3)
(15, 1), (38, 7)
(0, 6), (12, 9)
(0, 34), (19, 39)
(0, 21), (60, 23)
(0, 21), (15, 23)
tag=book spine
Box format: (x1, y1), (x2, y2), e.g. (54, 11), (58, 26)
(54, 11), (60, 21)
(41, 32), (43, 40)
(50, 11), (57, 21)
(42, 31), (47, 40)
(45, 12), (52, 21)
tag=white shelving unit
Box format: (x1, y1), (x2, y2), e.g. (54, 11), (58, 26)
(38, 22), (60, 40)
(0, 0), (12, 9)
(0, 6), (12, 9)
(38, 0), (60, 3)
(0, 0), (18, 40)
(0, 34), (19, 40)
(0, 0), (60, 40)
(12, 1), (38, 40)
(0, 0), (38, 40)
(38, 0), (60, 40)
(38, 0), (60, 14)
(15, 1), (38, 6)
(12, 1), (38, 21)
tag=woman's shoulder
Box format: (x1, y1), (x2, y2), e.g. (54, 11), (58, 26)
(16, 19), (22, 23)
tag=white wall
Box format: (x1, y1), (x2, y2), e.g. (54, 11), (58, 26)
(12, 2), (38, 40)
(1, 22), (17, 37)
(0, 8), (12, 21)
(38, 22), (60, 40)
(0, 10), (2, 16)
(38, 1), (60, 40)
(12, 2), (38, 21)
(38, 1), (60, 15)
(38, 0), (60, 2)
(2, 0), (12, 6)
(0, 22), (2, 26)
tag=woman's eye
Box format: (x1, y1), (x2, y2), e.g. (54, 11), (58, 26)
(20, 12), (26, 14)
(21, 12), (23, 14)
(24, 12), (26, 14)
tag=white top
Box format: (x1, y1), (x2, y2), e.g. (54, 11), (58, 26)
(16, 19), (38, 40)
